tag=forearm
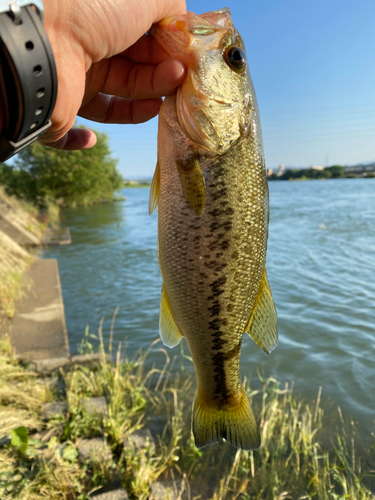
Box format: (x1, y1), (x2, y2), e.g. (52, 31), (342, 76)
(0, 0), (187, 153)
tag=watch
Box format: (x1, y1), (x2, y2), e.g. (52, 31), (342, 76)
(0, 0), (57, 162)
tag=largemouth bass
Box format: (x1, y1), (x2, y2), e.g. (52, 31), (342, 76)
(149, 8), (277, 450)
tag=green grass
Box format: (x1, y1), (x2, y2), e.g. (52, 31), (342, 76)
(0, 330), (374, 500)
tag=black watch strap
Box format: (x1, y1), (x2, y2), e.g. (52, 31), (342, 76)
(0, 2), (57, 162)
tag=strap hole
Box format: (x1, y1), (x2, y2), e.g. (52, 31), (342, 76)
(33, 65), (42, 76)
(25, 41), (34, 50)
(36, 88), (45, 98)
(30, 122), (38, 130)
(35, 107), (43, 116)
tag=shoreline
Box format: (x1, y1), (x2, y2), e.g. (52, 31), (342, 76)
(0, 336), (374, 498)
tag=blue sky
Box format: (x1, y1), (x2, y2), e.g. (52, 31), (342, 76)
(79, 0), (375, 178)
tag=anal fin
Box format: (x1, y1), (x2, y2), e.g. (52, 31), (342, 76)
(159, 285), (183, 348)
(244, 267), (278, 354)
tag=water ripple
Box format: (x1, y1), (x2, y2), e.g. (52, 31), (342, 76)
(45, 180), (375, 439)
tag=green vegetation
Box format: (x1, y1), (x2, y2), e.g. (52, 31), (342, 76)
(0, 332), (373, 500)
(123, 181), (151, 188)
(0, 129), (123, 209)
(326, 165), (347, 178)
(269, 165), (347, 181)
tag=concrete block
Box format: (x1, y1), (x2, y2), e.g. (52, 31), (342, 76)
(90, 489), (129, 500)
(150, 480), (187, 500)
(124, 429), (155, 452)
(70, 353), (112, 369)
(11, 259), (70, 361)
(82, 397), (107, 417)
(43, 227), (71, 245)
(0, 229), (29, 257)
(29, 357), (70, 373)
(77, 438), (112, 462)
(45, 375), (66, 397)
(0, 210), (41, 246)
(42, 401), (69, 420)
(28, 353), (112, 374)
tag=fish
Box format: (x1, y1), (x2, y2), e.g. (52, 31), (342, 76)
(148, 7), (277, 450)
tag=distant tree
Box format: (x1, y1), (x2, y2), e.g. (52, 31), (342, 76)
(318, 169), (332, 179)
(275, 167), (334, 181)
(279, 169), (298, 180)
(325, 165), (345, 178)
(0, 128), (123, 208)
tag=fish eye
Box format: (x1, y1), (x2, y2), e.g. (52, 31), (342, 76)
(224, 46), (247, 74)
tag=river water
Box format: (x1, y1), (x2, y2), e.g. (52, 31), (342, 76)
(44, 179), (375, 441)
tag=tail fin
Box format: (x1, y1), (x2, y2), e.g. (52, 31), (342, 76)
(192, 386), (261, 450)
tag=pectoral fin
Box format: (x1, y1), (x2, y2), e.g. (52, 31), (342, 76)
(177, 153), (206, 216)
(244, 268), (278, 354)
(149, 161), (160, 215)
(159, 285), (184, 348)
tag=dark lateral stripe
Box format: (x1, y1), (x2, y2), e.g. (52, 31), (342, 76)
(211, 337), (242, 401)
(223, 339), (243, 361)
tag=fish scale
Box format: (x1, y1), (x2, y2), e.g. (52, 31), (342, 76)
(149, 8), (278, 450)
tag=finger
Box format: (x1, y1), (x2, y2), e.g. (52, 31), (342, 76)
(102, 58), (186, 100)
(153, 0), (187, 22)
(40, 128), (97, 150)
(121, 34), (173, 64)
(78, 93), (163, 124)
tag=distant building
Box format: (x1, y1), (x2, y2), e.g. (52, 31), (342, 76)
(276, 164), (285, 176)
(267, 168), (273, 177)
(346, 162), (375, 174)
(311, 165), (324, 170)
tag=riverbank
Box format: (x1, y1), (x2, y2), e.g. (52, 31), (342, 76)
(0, 188), (42, 331)
(268, 165), (375, 181)
(122, 181), (151, 188)
(0, 187), (71, 362)
(0, 335), (374, 499)
(269, 174), (375, 181)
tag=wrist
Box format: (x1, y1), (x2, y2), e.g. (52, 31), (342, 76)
(0, 0), (57, 160)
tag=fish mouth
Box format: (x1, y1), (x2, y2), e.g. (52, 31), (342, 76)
(150, 8), (245, 154)
(149, 9), (234, 62)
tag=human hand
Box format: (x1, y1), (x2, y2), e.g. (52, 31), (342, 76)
(41, 0), (187, 150)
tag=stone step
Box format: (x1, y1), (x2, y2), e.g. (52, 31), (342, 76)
(0, 209), (41, 246)
(0, 209), (71, 246)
